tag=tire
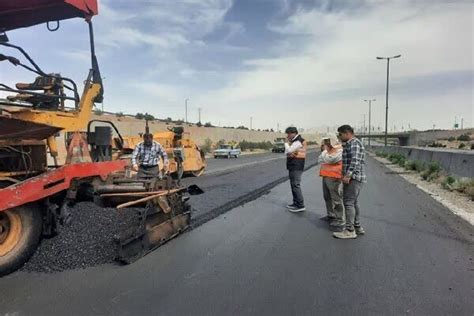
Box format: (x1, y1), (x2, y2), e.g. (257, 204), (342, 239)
(0, 204), (43, 276)
(227, 153), (231, 159)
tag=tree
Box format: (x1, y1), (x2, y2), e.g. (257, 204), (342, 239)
(196, 121), (202, 127)
(144, 113), (155, 121)
(135, 113), (144, 120)
(204, 122), (214, 127)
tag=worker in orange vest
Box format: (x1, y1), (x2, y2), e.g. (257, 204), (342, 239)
(318, 137), (345, 231)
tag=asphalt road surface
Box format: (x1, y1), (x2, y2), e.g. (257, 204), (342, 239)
(1, 156), (473, 315)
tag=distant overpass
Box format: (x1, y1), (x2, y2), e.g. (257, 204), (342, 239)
(357, 132), (411, 146)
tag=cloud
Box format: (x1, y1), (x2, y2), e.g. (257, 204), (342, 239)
(194, 0), (473, 130)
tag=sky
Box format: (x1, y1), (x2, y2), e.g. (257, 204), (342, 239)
(1, 0), (473, 132)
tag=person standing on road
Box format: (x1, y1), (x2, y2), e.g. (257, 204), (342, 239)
(285, 126), (307, 212)
(333, 125), (366, 239)
(131, 133), (169, 179)
(318, 138), (345, 231)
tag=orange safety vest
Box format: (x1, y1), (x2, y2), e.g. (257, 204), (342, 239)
(293, 141), (307, 159)
(319, 146), (343, 179)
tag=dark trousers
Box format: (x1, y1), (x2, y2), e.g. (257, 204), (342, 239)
(289, 170), (304, 207)
(137, 165), (159, 179)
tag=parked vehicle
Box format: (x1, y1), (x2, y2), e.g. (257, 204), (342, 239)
(272, 138), (286, 153)
(214, 145), (241, 158)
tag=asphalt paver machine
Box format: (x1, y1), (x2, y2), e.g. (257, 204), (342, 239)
(0, 0), (201, 276)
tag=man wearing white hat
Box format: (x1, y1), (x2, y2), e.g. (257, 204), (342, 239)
(318, 137), (345, 231)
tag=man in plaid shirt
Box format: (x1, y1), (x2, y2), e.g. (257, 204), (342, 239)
(132, 133), (169, 179)
(333, 125), (366, 239)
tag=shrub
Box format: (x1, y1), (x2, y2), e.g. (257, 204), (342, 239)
(387, 153), (405, 165)
(428, 142), (446, 148)
(216, 139), (226, 147)
(238, 140), (273, 151)
(465, 186), (474, 201)
(200, 138), (213, 154)
(447, 136), (456, 142)
(135, 113), (144, 120)
(457, 134), (470, 141)
(442, 176), (456, 189)
(115, 112), (124, 117)
(204, 122), (214, 128)
(421, 161), (441, 181)
(94, 109), (103, 116)
(458, 143), (466, 149)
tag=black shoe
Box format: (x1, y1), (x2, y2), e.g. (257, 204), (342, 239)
(329, 225), (344, 232)
(355, 226), (365, 235)
(320, 215), (336, 222)
(287, 203), (297, 208)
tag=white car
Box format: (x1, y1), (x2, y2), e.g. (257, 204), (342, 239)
(213, 145), (241, 158)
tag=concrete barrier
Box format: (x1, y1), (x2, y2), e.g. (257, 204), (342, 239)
(371, 146), (474, 178)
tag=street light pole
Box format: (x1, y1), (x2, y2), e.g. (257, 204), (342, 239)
(185, 98), (189, 123)
(377, 54), (401, 146)
(364, 99), (376, 147)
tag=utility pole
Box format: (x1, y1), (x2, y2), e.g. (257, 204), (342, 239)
(377, 54), (401, 146)
(250, 117), (253, 130)
(364, 99), (375, 146)
(277, 122), (280, 132)
(198, 107), (202, 124)
(185, 98), (189, 123)
(461, 118), (464, 129)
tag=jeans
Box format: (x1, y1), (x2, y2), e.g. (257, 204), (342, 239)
(289, 170), (304, 207)
(343, 180), (364, 231)
(322, 177), (345, 225)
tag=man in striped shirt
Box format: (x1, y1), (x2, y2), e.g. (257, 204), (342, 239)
(131, 133), (169, 179)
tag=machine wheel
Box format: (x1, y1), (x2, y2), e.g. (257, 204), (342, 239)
(0, 205), (42, 276)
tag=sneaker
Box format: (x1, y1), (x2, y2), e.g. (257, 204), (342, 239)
(287, 203), (297, 208)
(355, 226), (365, 235)
(332, 230), (357, 239)
(288, 206), (306, 213)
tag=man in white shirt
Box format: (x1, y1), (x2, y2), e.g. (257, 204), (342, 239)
(284, 126), (307, 212)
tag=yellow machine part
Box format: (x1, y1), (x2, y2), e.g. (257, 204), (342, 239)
(121, 131), (206, 176)
(2, 83), (101, 162)
(5, 83), (100, 132)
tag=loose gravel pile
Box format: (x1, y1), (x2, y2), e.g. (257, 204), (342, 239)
(21, 202), (140, 273)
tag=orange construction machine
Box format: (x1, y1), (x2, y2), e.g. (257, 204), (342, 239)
(0, 0), (202, 276)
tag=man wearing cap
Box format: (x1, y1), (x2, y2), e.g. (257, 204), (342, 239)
(131, 133), (169, 179)
(318, 137), (345, 231)
(285, 126), (307, 212)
